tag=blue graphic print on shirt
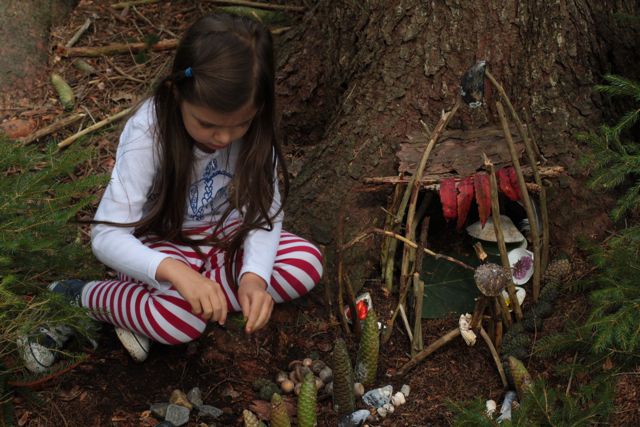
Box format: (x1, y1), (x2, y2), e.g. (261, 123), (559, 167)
(188, 158), (233, 221)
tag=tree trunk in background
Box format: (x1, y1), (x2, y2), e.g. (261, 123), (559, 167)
(276, 1), (640, 289)
(0, 0), (77, 93)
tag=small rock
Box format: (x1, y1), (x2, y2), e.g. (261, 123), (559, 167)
(311, 359), (326, 374)
(353, 382), (365, 397)
(376, 407), (388, 418)
(170, 389), (193, 410)
(302, 357), (313, 367)
(362, 385), (393, 408)
(324, 382), (333, 395)
(187, 387), (203, 407)
(319, 366), (333, 383)
(198, 404), (223, 419)
(400, 384), (410, 397)
(280, 379), (295, 394)
(150, 402), (169, 419)
(155, 422), (176, 427)
(391, 392), (406, 407)
(383, 403), (394, 414)
(165, 404), (190, 427)
(338, 409), (371, 427)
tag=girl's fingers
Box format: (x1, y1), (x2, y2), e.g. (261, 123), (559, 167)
(214, 283), (228, 325)
(253, 296), (274, 332)
(245, 296), (262, 333)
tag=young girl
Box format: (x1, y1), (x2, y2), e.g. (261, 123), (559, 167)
(20, 13), (322, 370)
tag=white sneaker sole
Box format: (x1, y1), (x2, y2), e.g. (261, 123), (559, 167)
(115, 327), (150, 362)
(16, 337), (56, 373)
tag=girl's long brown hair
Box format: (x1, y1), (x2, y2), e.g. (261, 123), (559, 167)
(104, 14), (288, 283)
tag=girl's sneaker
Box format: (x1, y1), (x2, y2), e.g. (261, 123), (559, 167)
(16, 325), (74, 373)
(17, 279), (94, 373)
(115, 327), (151, 362)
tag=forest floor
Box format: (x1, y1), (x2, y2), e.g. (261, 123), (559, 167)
(1, 1), (638, 426)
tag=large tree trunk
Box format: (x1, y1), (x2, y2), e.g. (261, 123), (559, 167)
(277, 1), (640, 289)
(0, 0), (77, 94)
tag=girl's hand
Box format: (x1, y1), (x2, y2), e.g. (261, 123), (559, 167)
(156, 258), (228, 325)
(238, 272), (274, 333)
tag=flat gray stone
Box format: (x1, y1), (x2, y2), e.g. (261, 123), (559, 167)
(150, 402), (169, 419)
(198, 404), (223, 419)
(165, 404), (190, 427)
(187, 387), (203, 407)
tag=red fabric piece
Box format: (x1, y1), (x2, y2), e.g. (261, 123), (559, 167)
(439, 177), (458, 222)
(456, 176), (474, 230)
(497, 167), (521, 201)
(474, 172), (492, 226)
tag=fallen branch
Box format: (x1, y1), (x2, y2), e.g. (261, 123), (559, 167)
(65, 17), (92, 48)
(111, 0), (160, 9)
(58, 107), (132, 148)
(479, 327), (508, 388)
(486, 70), (550, 274)
(202, 0), (306, 12)
(362, 165), (563, 187)
(59, 39), (178, 57)
(484, 153), (521, 322)
(497, 101), (541, 301)
(341, 227), (474, 271)
(396, 328), (461, 376)
(20, 113), (85, 145)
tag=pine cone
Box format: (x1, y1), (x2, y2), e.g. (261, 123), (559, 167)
(270, 393), (291, 427)
(507, 356), (532, 399)
(331, 338), (355, 415)
(543, 257), (572, 283)
(533, 300), (553, 319)
(355, 309), (379, 387)
(539, 280), (561, 304)
(297, 372), (317, 427)
(243, 409), (266, 427)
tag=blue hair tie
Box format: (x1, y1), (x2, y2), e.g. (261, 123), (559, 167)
(184, 67), (193, 78)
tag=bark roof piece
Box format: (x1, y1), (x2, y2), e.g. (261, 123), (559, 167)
(397, 125), (525, 177)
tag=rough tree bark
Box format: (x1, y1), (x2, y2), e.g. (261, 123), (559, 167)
(276, 1), (640, 290)
(0, 0), (77, 93)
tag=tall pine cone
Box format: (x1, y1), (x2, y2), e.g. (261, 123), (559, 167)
(297, 372), (317, 427)
(355, 309), (379, 387)
(543, 257), (572, 283)
(507, 356), (532, 399)
(243, 409), (266, 427)
(331, 338), (355, 415)
(270, 393), (291, 427)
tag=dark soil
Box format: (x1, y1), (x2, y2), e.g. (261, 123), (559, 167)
(2, 1), (636, 426)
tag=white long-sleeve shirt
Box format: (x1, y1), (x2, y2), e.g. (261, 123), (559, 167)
(91, 100), (282, 289)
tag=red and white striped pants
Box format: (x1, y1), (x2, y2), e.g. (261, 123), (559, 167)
(81, 224), (322, 345)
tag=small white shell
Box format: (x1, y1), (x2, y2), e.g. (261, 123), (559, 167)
(376, 407), (388, 418)
(400, 384), (410, 397)
(383, 403), (395, 414)
(302, 357), (313, 367)
(486, 399), (497, 416)
(391, 391), (406, 406)
(466, 216), (525, 243)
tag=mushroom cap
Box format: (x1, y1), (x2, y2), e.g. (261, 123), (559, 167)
(474, 263), (511, 296)
(466, 215), (525, 243)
